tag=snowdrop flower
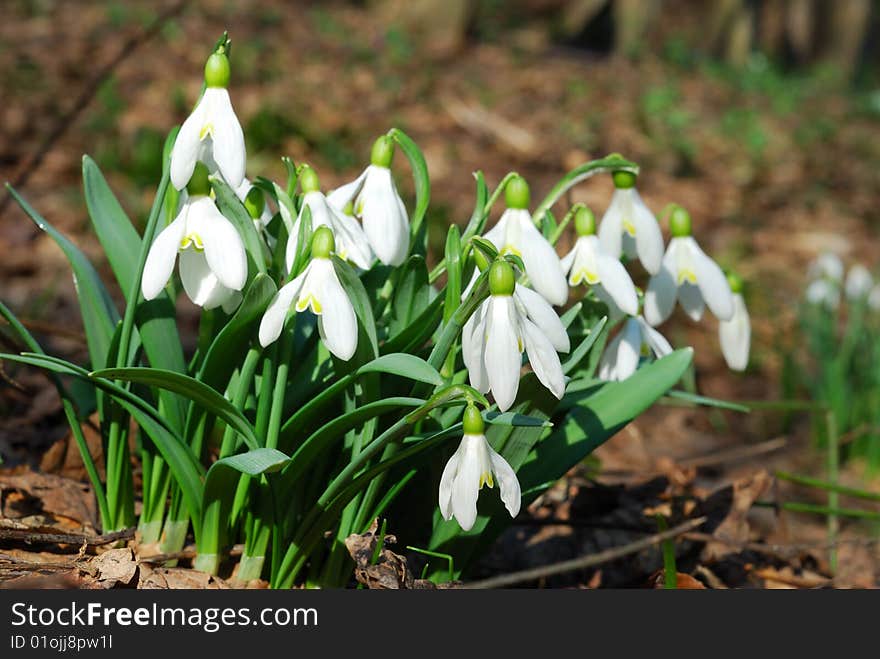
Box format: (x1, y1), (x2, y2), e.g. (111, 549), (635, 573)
(439, 405), (520, 531)
(327, 136), (409, 266)
(845, 264), (873, 301)
(142, 163), (246, 309)
(482, 175), (568, 306)
(804, 254), (842, 310)
(807, 252), (844, 283)
(597, 170), (664, 275)
(719, 273), (750, 372)
(598, 315), (674, 381)
(259, 226), (358, 360)
(170, 49), (245, 191)
(462, 260), (570, 411)
(644, 206), (733, 326)
(560, 205), (638, 317)
(284, 166), (374, 272)
(236, 178), (273, 228)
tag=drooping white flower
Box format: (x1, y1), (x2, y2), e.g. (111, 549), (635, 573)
(597, 316), (673, 381)
(845, 264), (873, 300)
(170, 51), (245, 191)
(597, 170), (664, 275)
(284, 166), (374, 272)
(560, 205), (638, 317)
(807, 252), (844, 283)
(259, 226), (358, 360)
(644, 207), (733, 326)
(482, 175), (568, 306)
(719, 273), (750, 372)
(438, 406), (520, 531)
(462, 260), (569, 411)
(327, 136), (409, 267)
(805, 279), (840, 310)
(142, 164), (247, 309)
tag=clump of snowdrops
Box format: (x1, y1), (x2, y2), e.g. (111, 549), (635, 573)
(0, 34), (750, 587)
(794, 253), (880, 472)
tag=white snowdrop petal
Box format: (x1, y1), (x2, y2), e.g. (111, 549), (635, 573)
(644, 263), (678, 326)
(639, 317), (674, 358)
(258, 274), (307, 347)
(360, 167), (409, 266)
(208, 88), (246, 188)
(485, 297), (522, 411)
(678, 282), (705, 321)
(719, 293), (750, 371)
(195, 205), (248, 292)
(690, 240), (733, 321)
(595, 253), (639, 317)
(179, 248), (221, 307)
(169, 97), (207, 190)
(327, 169), (368, 211)
(142, 215), (186, 300)
(631, 190), (663, 275)
(514, 284), (569, 352)
(438, 442), (464, 521)
(521, 318), (566, 400)
(488, 445), (521, 519)
(516, 215), (568, 306)
(451, 438), (482, 531)
(316, 260), (358, 360)
(597, 190), (624, 260)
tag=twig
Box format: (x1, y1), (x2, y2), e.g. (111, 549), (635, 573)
(138, 543), (244, 564)
(0, 526), (134, 547)
(0, 0), (187, 218)
(461, 516), (706, 589)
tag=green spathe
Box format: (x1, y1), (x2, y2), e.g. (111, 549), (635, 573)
(488, 259), (515, 296)
(371, 135), (395, 168)
(504, 175), (530, 210)
(574, 205), (596, 236)
(669, 205), (692, 237)
(204, 52), (230, 89)
(312, 226), (335, 259)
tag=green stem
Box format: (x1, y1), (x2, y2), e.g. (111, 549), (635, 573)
(775, 470), (880, 501)
(826, 410), (839, 574)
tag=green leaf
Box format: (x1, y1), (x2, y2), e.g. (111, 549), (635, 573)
(383, 293), (444, 355)
(562, 316), (607, 375)
(461, 171), (489, 241)
(484, 411), (553, 427)
(470, 236), (498, 262)
(198, 273), (277, 392)
(407, 384), (489, 424)
(2, 352), (203, 525)
(389, 256), (431, 336)
(7, 186), (118, 370)
(532, 154), (639, 225)
(91, 367), (261, 451)
(443, 225), (463, 325)
(520, 349), (693, 492)
(82, 151), (187, 430)
(663, 389), (751, 413)
(388, 128), (430, 249)
(357, 353), (444, 386)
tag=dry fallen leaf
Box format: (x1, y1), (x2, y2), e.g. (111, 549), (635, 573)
(702, 470), (772, 561)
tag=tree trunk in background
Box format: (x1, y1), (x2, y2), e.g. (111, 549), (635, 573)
(561, 0), (609, 39)
(613, 0), (660, 58)
(759, 0), (787, 57)
(824, 0), (870, 79)
(786, 0), (815, 62)
(725, 3), (754, 67)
